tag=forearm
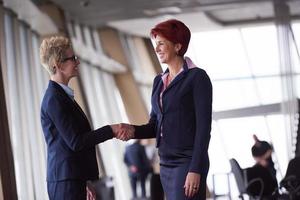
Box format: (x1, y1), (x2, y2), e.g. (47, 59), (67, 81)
(133, 123), (156, 139)
(71, 125), (114, 152)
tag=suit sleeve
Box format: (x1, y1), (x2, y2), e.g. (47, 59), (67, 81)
(133, 109), (156, 139)
(46, 94), (114, 152)
(189, 71), (212, 174)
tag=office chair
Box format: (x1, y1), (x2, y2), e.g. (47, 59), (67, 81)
(280, 157), (300, 200)
(230, 158), (274, 200)
(229, 159), (248, 199)
(246, 165), (278, 199)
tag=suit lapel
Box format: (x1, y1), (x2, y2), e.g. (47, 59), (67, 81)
(163, 60), (189, 94)
(151, 77), (163, 114)
(49, 81), (89, 123)
(157, 80), (163, 113)
(163, 72), (186, 93)
(73, 100), (89, 122)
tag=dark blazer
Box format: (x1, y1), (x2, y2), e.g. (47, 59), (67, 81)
(124, 142), (152, 177)
(134, 61), (212, 174)
(41, 80), (114, 181)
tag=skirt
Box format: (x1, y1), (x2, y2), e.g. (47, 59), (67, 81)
(160, 162), (207, 200)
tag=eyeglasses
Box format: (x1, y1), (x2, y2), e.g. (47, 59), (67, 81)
(62, 55), (78, 63)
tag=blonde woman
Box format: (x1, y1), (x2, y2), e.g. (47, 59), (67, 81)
(40, 36), (121, 200)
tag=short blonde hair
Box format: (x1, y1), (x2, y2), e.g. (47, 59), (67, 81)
(40, 36), (72, 75)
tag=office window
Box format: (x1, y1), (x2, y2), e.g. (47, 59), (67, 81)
(255, 77), (283, 104)
(79, 62), (131, 200)
(213, 79), (259, 111)
(291, 23), (300, 98)
(184, 23), (299, 197)
(120, 34), (155, 112)
(241, 26), (280, 76)
(68, 22), (131, 200)
(188, 29), (252, 80)
(3, 11), (48, 199)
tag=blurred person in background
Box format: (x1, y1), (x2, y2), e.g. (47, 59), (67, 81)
(252, 134), (277, 180)
(124, 140), (152, 199)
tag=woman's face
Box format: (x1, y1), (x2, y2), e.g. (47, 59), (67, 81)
(58, 48), (80, 81)
(154, 34), (178, 64)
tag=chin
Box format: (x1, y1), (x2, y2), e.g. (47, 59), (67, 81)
(159, 58), (167, 63)
(71, 73), (78, 78)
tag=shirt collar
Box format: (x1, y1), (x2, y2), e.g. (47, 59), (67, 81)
(161, 58), (191, 80)
(57, 83), (74, 100)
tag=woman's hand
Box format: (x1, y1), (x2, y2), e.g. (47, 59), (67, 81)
(110, 123), (135, 141)
(184, 172), (201, 198)
(129, 165), (138, 173)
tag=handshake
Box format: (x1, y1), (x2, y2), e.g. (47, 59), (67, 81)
(110, 123), (135, 141)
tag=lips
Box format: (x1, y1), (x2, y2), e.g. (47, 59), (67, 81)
(158, 53), (164, 59)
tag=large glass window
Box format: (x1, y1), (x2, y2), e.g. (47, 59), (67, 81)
(184, 22), (300, 198)
(120, 34), (155, 112)
(3, 11), (48, 199)
(79, 62), (131, 200)
(68, 22), (132, 200)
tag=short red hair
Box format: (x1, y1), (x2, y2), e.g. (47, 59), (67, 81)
(150, 19), (191, 56)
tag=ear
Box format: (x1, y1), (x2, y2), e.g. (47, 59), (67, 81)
(175, 43), (182, 54)
(53, 61), (61, 73)
(54, 60), (62, 70)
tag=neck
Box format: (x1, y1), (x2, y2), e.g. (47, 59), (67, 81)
(167, 56), (184, 77)
(51, 75), (69, 86)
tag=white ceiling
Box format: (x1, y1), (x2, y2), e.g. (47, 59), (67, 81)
(34, 0), (300, 36)
(18, 0), (300, 36)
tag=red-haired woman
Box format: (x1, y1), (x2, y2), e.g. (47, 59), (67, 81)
(123, 19), (212, 200)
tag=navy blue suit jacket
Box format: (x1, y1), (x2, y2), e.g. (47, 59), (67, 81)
(134, 61), (212, 174)
(41, 80), (114, 181)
